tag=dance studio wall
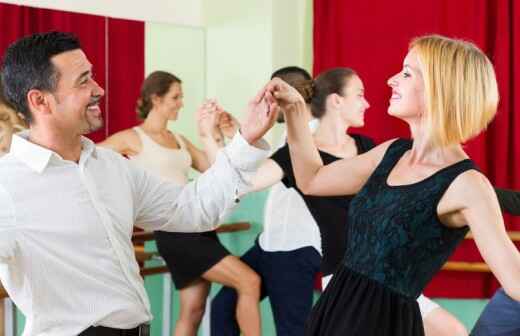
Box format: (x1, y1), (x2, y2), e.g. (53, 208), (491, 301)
(313, 0), (520, 298)
(146, 0), (313, 149)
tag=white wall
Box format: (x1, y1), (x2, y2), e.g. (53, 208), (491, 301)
(145, 23), (206, 145)
(204, 0), (274, 119)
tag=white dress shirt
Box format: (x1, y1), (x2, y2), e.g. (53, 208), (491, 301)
(258, 119), (322, 254)
(0, 131), (268, 336)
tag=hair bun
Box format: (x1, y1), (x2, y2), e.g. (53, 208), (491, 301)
(293, 79), (314, 103)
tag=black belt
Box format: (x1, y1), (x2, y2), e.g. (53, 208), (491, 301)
(79, 323), (150, 336)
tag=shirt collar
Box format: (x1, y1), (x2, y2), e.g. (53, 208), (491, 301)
(10, 131), (98, 174)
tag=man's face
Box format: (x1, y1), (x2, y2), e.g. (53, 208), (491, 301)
(47, 49), (105, 135)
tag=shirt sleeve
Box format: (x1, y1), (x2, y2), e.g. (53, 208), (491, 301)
(495, 188), (520, 216)
(130, 132), (270, 232)
(0, 185), (18, 263)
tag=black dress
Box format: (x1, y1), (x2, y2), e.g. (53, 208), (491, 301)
(305, 139), (476, 336)
(270, 134), (375, 276)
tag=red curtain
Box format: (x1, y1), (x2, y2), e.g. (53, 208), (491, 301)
(106, 18), (145, 137)
(0, 3), (144, 142)
(314, 0), (519, 298)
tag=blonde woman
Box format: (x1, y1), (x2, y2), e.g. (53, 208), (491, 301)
(0, 84), (27, 155)
(270, 35), (520, 335)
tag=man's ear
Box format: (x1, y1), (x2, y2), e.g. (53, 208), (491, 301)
(27, 89), (52, 119)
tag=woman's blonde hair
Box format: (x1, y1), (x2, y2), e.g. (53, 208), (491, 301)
(410, 35), (499, 147)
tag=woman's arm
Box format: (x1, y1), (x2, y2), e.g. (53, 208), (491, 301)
(216, 107), (283, 192)
(269, 78), (390, 196)
(97, 129), (140, 156)
(189, 100), (228, 172)
(248, 159), (284, 193)
(180, 135), (212, 172)
(450, 172), (520, 301)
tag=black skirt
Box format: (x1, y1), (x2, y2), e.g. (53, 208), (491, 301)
(154, 230), (230, 289)
(305, 264), (424, 336)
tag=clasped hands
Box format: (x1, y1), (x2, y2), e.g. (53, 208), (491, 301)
(196, 78), (305, 145)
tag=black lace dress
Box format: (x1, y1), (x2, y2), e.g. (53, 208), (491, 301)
(305, 139), (476, 336)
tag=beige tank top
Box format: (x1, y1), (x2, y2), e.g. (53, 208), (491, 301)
(129, 127), (192, 186)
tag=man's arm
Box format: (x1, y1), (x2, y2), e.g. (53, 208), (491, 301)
(495, 188), (520, 216)
(130, 86), (279, 232)
(130, 132), (269, 232)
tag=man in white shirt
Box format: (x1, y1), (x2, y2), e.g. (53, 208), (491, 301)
(0, 31), (277, 336)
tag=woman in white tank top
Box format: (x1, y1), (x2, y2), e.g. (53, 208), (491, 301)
(99, 71), (261, 336)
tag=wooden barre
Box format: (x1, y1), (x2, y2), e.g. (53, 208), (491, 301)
(134, 246), (160, 263)
(442, 261), (490, 273)
(439, 231), (520, 273)
(140, 266), (170, 277)
(132, 222), (251, 243)
(216, 222), (251, 233)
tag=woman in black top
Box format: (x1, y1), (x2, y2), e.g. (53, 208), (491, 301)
(212, 67), (374, 336)
(266, 69), (467, 336)
(250, 68), (372, 281)
(276, 35), (520, 335)
(213, 67), (467, 336)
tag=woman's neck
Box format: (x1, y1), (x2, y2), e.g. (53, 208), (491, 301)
(142, 109), (169, 133)
(407, 121), (465, 165)
(314, 112), (353, 148)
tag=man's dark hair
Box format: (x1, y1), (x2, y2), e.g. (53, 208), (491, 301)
(270, 66), (311, 81)
(270, 66), (312, 123)
(1, 31), (81, 124)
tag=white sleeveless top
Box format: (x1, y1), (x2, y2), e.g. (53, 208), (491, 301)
(128, 127), (192, 186)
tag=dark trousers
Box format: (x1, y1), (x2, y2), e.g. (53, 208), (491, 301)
(79, 324), (150, 336)
(471, 288), (520, 336)
(211, 240), (320, 336)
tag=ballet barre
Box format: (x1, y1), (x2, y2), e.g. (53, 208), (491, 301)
(441, 230), (519, 273)
(131, 222), (251, 244)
